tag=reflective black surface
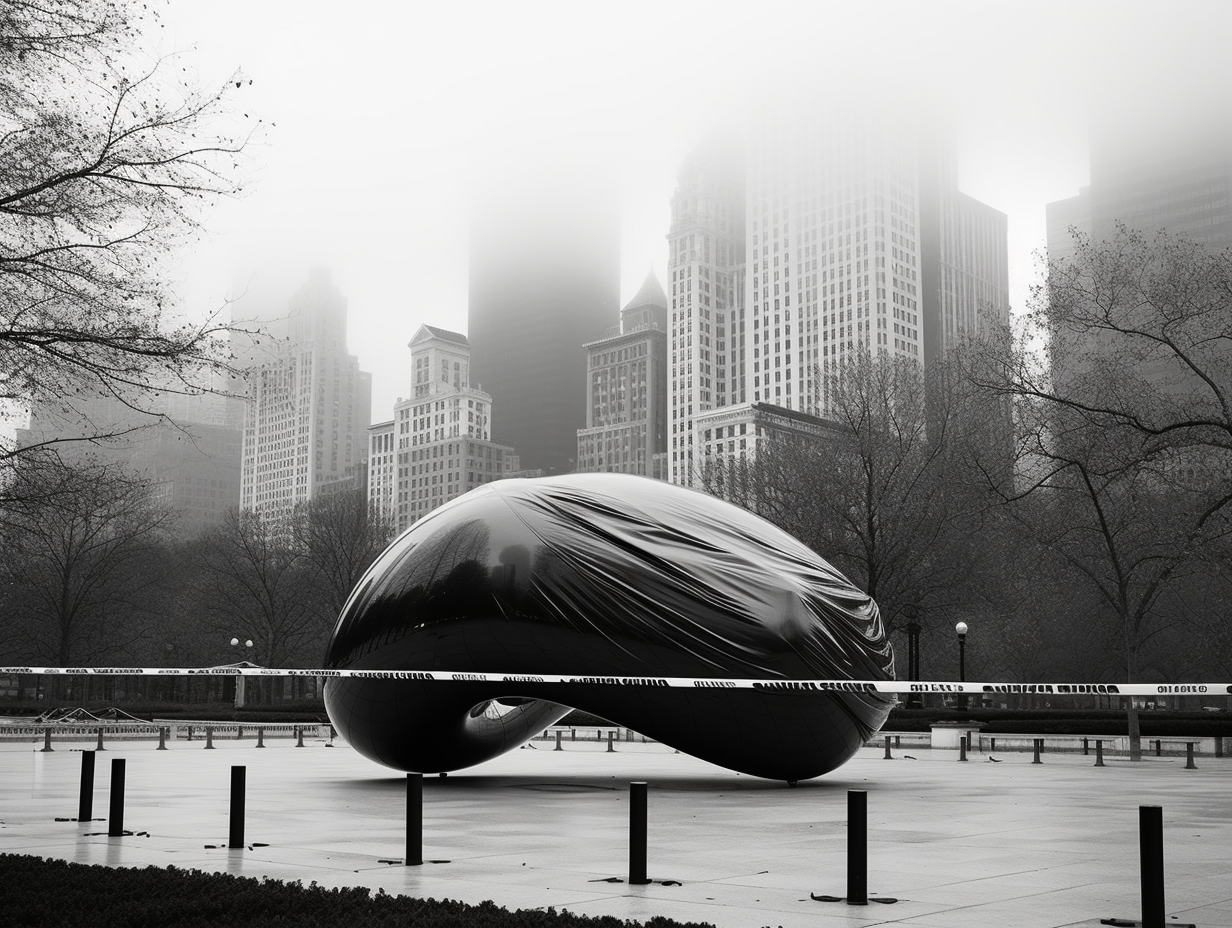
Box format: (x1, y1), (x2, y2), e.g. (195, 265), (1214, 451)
(324, 474), (895, 781)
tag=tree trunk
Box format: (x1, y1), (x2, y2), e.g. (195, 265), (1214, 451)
(1125, 634), (1142, 762)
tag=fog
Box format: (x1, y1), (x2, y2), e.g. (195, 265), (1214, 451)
(161, 0), (1232, 416)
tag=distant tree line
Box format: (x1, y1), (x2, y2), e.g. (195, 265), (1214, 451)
(0, 466), (393, 703)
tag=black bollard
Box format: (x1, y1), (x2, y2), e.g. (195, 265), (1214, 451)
(571, 728), (576, 742)
(205, 727), (215, 750)
(958, 738), (968, 762)
(296, 727), (304, 748)
(229, 766), (246, 849)
(107, 758), (126, 836)
(1217, 738), (1224, 759)
(41, 728), (54, 752)
(1032, 738), (1043, 764)
(847, 789), (868, 905)
(256, 727), (265, 749)
(157, 726), (167, 750)
(406, 773), (423, 866)
(554, 730), (562, 751)
(95, 727), (105, 751)
(990, 736), (996, 752)
(1154, 739), (1162, 757)
(1140, 805), (1164, 928)
(1083, 737), (1089, 756)
(629, 781), (650, 885)
(78, 750), (96, 821)
(1185, 743), (1196, 770)
(1095, 740), (1105, 767)
(883, 736), (892, 760)
(608, 731), (615, 753)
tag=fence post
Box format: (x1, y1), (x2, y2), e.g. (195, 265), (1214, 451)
(78, 751), (96, 822)
(847, 789), (868, 905)
(229, 766), (246, 849)
(406, 773), (423, 865)
(629, 781), (650, 885)
(107, 758), (126, 837)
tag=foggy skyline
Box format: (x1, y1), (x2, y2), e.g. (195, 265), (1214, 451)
(160, 0), (1232, 419)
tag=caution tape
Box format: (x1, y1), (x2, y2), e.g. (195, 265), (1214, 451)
(0, 666), (1229, 697)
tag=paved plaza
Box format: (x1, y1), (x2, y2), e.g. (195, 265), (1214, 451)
(1, 731), (1230, 927)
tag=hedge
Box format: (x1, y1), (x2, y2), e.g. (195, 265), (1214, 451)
(0, 855), (717, 928)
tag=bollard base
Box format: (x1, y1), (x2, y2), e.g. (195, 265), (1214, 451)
(810, 894), (898, 905)
(1100, 920), (1194, 928)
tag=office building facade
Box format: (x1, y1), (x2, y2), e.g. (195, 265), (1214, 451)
(370, 325), (518, 532)
(239, 270), (372, 521)
(1047, 123), (1232, 256)
(668, 112), (1008, 487)
(576, 271), (670, 479)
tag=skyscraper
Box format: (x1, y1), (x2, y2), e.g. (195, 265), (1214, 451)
(576, 271), (670, 478)
(1046, 122), (1232, 256)
(668, 111), (1009, 487)
(468, 168), (621, 477)
(239, 269), (371, 520)
(666, 137), (746, 486)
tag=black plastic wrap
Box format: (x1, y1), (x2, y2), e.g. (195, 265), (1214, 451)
(324, 473), (894, 781)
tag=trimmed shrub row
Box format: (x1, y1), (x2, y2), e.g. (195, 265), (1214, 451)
(0, 855), (716, 928)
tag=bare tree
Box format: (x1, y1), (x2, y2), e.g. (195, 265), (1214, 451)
(0, 453), (172, 680)
(192, 509), (318, 671)
(973, 228), (1232, 757)
(1, 0), (258, 466)
(293, 489), (396, 631)
(715, 351), (1001, 643)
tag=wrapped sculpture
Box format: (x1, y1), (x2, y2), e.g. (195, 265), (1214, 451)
(324, 474), (894, 782)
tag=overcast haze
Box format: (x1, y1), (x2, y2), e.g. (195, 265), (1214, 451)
(161, 0), (1232, 417)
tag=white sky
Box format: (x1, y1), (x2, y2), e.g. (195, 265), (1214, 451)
(161, 0), (1232, 417)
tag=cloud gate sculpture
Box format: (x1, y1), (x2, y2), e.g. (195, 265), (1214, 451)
(323, 474), (895, 782)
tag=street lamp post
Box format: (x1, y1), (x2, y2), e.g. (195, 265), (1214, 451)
(230, 637), (253, 709)
(905, 609), (921, 709)
(955, 621), (968, 712)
